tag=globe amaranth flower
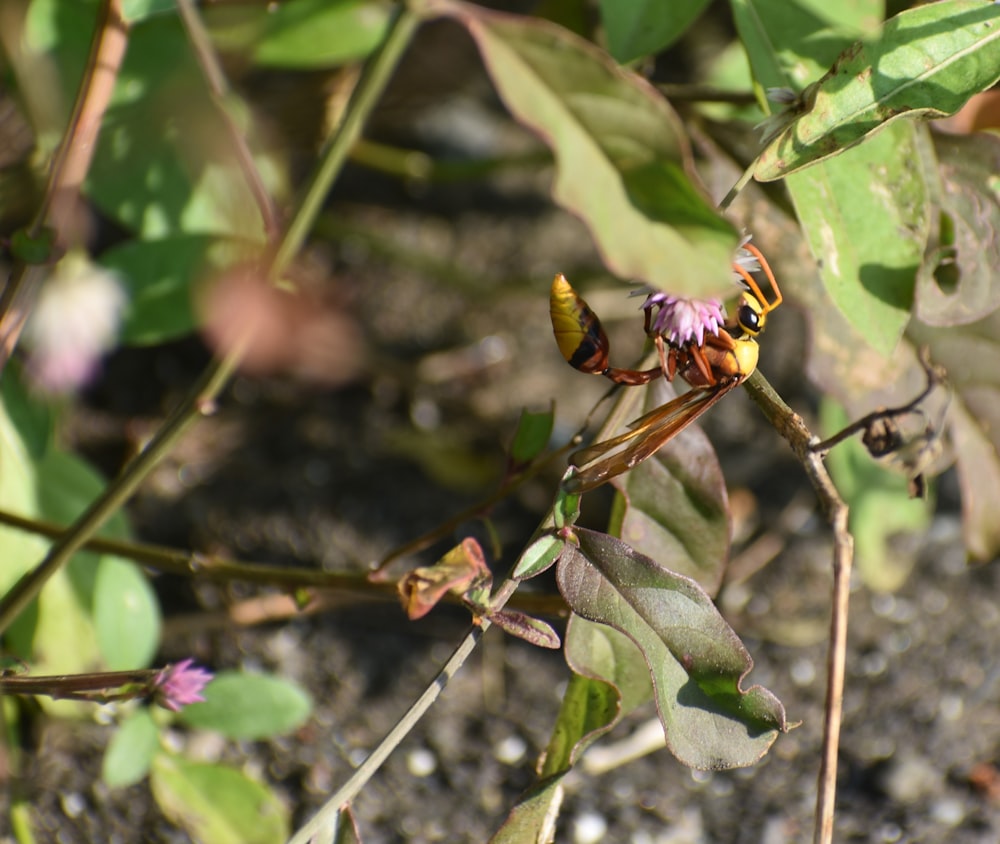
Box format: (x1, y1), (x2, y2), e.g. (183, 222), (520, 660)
(637, 235), (761, 347)
(153, 659), (213, 712)
(640, 292), (726, 347)
(24, 251), (126, 394)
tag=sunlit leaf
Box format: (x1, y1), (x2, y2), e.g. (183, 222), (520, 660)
(103, 708), (159, 788)
(754, 0), (1000, 180)
(102, 235), (254, 345)
(122, 0), (174, 22)
(431, 0), (739, 298)
(513, 534), (563, 579)
(34, 449), (161, 672)
(179, 671), (313, 739)
(915, 132), (1000, 326)
(204, 0), (391, 69)
(87, 15), (281, 242)
(785, 121), (928, 357)
(598, 0), (712, 64)
(94, 557), (161, 670)
(557, 529), (786, 769)
(151, 755), (288, 844)
(730, 0), (867, 96)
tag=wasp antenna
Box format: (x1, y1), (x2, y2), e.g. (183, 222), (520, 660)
(740, 242), (783, 313)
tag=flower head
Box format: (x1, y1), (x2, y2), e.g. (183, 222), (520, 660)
(24, 252), (126, 394)
(639, 291), (726, 347)
(153, 659), (213, 712)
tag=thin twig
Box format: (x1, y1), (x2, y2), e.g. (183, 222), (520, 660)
(370, 438), (579, 579)
(0, 0), (129, 369)
(0, 508), (570, 621)
(809, 348), (946, 454)
(270, 6), (420, 280)
(0, 352), (240, 634)
(175, 0), (280, 241)
(287, 579), (518, 844)
(743, 370), (851, 844)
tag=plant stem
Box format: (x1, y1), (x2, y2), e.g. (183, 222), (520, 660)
(0, 353), (238, 634)
(270, 4), (420, 280)
(0, 0), (128, 369)
(287, 579), (518, 844)
(0, 1), (421, 637)
(744, 369), (851, 844)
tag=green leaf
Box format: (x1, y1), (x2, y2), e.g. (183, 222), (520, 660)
(509, 405), (554, 465)
(557, 528), (787, 769)
(598, 0), (712, 64)
(755, 0), (1000, 180)
(1, 363), (52, 461)
(33, 449), (161, 674)
(490, 665), (619, 843)
(822, 401), (930, 591)
(564, 614), (654, 718)
(94, 557), (161, 670)
(436, 2), (739, 298)
(609, 380), (731, 594)
(915, 132), (1000, 326)
(513, 534), (563, 579)
(101, 235), (252, 345)
(122, 0), (175, 22)
(0, 390), (54, 666)
(87, 15), (281, 242)
(785, 121), (928, 357)
(730, 0), (866, 96)
(179, 672), (312, 739)
(10, 227), (57, 264)
(151, 755), (289, 844)
(22, 0), (97, 154)
(204, 0), (391, 68)
(103, 708), (159, 787)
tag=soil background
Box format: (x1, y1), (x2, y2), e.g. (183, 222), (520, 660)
(11, 13), (1000, 844)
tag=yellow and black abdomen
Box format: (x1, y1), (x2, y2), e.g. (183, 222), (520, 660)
(549, 274), (611, 375)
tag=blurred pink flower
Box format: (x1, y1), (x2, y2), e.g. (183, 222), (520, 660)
(24, 253), (126, 394)
(153, 659), (213, 712)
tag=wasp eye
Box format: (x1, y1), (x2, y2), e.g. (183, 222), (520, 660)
(738, 302), (762, 335)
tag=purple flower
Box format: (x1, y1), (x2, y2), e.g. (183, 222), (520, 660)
(640, 292), (726, 347)
(637, 235), (762, 347)
(153, 659), (213, 712)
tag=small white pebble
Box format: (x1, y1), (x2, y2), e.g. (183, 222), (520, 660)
(494, 734), (527, 765)
(938, 694), (963, 722)
(930, 796), (965, 827)
(406, 747), (437, 778)
(790, 657), (816, 687)
(573, 811), (607, 844)
(60, 792), (85, 818)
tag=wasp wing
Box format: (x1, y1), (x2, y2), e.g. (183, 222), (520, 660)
(566, 380), (740, 493)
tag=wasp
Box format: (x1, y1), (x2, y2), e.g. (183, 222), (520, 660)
(549, 244), (782, 492)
